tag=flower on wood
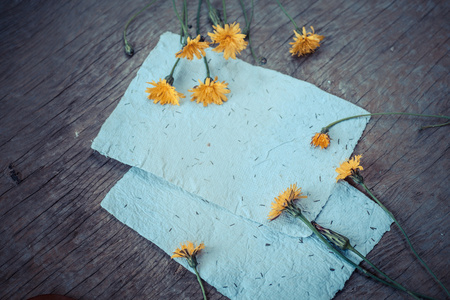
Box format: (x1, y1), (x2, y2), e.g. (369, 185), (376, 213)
(268, 184), (307, 221)
(171, 241), (205, 268)
(145, 78), (185, 105)
(189, 76), (230, 107)
(208, 22), (248, 60)
(335, 154), (364, 182)
(289, 26), (324, 57)
(311, 132), (331, 149)
(176, 35), (209, 60)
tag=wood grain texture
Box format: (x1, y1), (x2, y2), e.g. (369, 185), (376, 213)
(0, 0), (448, 299)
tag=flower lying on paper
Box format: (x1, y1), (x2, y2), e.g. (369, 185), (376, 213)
(268, 183), (307, 220)
(176, 35), (209, 60)
(335, 154), (364, 183)
(172, 241), (207, 299)
(208, 22), (248, 60)
(311, 131), (331, 149)
(290, 26), (324, 57)
(189, 76), (230, 106)
(172, 241), (205, 268)
(145, 78), (185, 105)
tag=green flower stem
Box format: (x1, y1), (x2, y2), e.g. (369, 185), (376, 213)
(193, 266), (207, 300)
(172, 0), (190, 39)
(322, 112), (450, 133)
(295, 213), (425, 299)
(420, 121), (450, 130)
(361, 183), (450, 297)
(203, 56), (211, 79)
(239, 0), (259, 64)
(204, 0), (212, 12)
(196, 0), (202, 36)
(347, 244), (436, 300)
(169, 58), (181, 78)
(181, 0), (188, 43)
(123, 0), (159, 56)
(275, 0), (301, 32)
(222, 0), (227, 24)
(183, 0), (188, 34)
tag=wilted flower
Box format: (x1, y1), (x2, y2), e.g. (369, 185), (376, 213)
(208, 22), (248, 60)
(172, 241), (205, 268)
(189, 76), (230, 107)
(268, 184), (307, 220)
(335, 154), (364, 183)
(145, 78), (185, 105)
(176, 35), (209, 60)
(311, 132), (331, 149)
(289, 26), (324, 57)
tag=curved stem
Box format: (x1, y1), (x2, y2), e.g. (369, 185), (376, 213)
(222, 0), (227, 24)
(323, 112), (450, 132)
(295, 214), (420, 297)
(361, 183), (449, 297)
(203, 56), (210, 79)
(275, 0), (300, 31)
(193, 266), (207, 300)
(123, 0), (159, 55)
(169, 58), (181, 78)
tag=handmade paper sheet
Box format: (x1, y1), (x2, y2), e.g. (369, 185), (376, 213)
(92, 32), (370, 237)
(102, 168), (392, 300)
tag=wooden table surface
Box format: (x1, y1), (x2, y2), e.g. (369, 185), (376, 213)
(1, 0), (448, 299)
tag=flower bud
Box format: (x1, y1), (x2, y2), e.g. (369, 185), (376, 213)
(124, 41), (134, 57)
(164, 75), (175, 86)
(311, 221), (350, 250)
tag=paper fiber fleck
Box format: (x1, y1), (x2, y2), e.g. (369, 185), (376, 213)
(92, 32), (370, 237)
(102, 168), (391, 300)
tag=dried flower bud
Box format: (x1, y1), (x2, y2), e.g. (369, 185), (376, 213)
(311, 221), (350, 250)
(187, 256), (198, 268)
(124, 41), (134, 57)
(350, 169), (364, 184)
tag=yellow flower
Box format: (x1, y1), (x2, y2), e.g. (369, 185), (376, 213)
(145, 78), (185, 105)
(208, 22), (248, 60)
(268, 184), (307, 221)
(175, 35), (209, 60)
(335, 154), (364, 182)
(311, 132), (331, 149)
(289, 26), (324, 57)
(189, 77), (230, 107)
(171, 241), (205, 268)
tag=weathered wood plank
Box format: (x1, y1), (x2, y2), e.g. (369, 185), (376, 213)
(0, 0), (448, 299)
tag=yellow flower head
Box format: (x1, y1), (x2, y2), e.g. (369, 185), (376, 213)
(289, 26), (324, 57)
(311, 132), (331, 149)
(208, 22), (248, 60)
(335, 154), (364, 182)
(268, 184), (307, 221)
(171, 241), (205, 268)
(189, 76), (230, 107)
(175, 35), (209, 60)
(145, 78), (185, 106)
